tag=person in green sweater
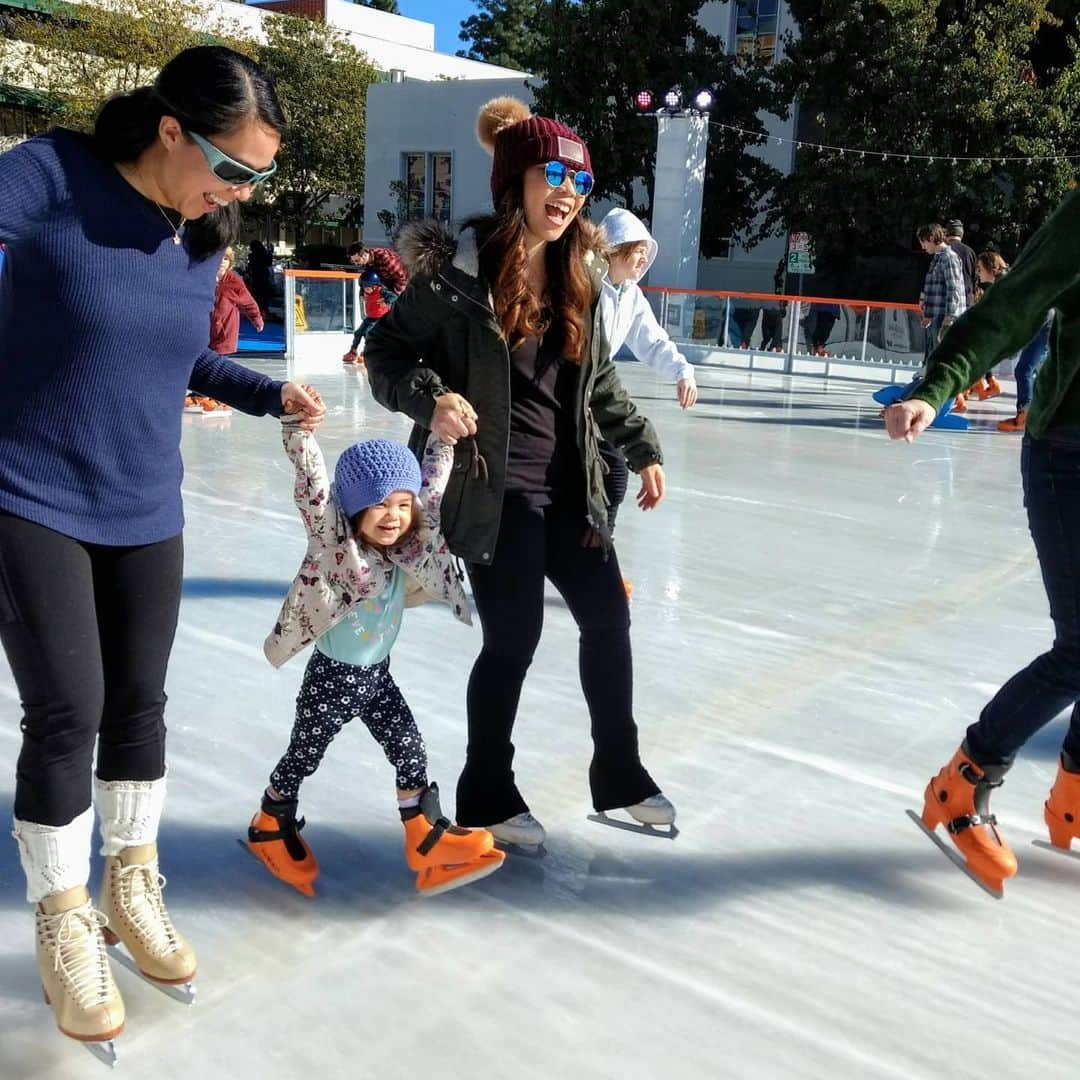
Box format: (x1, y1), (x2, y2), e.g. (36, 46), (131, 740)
(883, 188), (1080, 896)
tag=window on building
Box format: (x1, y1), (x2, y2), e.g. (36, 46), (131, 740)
(735, 0), (778, 67)
(404, 153), (426, 222)
(402, 152), (453, 222)
(432, 154), (452, 223)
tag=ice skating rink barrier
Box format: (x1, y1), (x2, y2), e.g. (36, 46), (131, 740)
(642, 287), (941, 383)
(285, 273), (978, 386)
(284, 269), (362, 376)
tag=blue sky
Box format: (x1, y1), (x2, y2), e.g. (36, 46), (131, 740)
(398, 1), (479, 54)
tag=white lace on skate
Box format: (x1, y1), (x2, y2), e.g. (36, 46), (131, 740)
(41, 903), (114, 1009)
(113, 861), (181, 958)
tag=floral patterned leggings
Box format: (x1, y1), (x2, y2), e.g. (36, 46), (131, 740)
(269, 649), (428, 798)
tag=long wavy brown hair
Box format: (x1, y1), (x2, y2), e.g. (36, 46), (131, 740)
(472, 180), (594, 362)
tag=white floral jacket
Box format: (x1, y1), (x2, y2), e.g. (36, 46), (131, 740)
(264, 420), (471, 668)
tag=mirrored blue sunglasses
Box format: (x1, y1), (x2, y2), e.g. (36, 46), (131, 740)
(188, 131), (277, 187)
(543, 160), (594, 198)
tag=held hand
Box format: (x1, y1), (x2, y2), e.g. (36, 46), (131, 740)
(921, 317), (932, 329)
(677, 378), (698, 409)
(637, 463), (665, 510)
(580, 525), (603, 548)
(884, 399), (936, 443)
(281, 382), (326, 432)
(431, 393), (478, 445)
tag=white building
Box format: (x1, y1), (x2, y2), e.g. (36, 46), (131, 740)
(363, 75), (531, 247)
(363, 0), (798, 292)
(242, 0), (527, 82)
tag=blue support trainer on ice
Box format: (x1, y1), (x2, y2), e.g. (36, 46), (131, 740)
(874, 380), (968, 430)
(927, 397), (968, 430)
(872, 383), (910, 407)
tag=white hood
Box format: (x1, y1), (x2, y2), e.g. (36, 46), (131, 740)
(595, 209), (693, 384)
(599, 208), (658, 275)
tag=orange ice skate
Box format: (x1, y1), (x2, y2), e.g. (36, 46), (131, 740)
(916, 744), (1017, 896)
(1044, 754), (1080, 852)
(401, 784), (504, 896)
(245, 793), (318, 897)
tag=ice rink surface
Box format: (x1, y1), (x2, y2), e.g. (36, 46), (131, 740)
(1, 358), (1072, 1079)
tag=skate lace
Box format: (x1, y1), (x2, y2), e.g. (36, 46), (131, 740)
(115, 862), (181, 957)
(45, 904), (113, 1009)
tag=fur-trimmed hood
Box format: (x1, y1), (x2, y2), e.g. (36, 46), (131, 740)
(396, 217), (609, 296)
(397, 218), (459, 281)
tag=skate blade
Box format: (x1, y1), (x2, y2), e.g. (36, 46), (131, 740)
(493, 838), (548, 859)
(905, 810), (1003, 899)
(587, 812), (679, 840)
(1032, 838), (1080, 861)
(417, 852), (505, 898)
(107, 946), (196, 1006)
(236, 837), (316, 897)
(84, 1040), (119, 1068)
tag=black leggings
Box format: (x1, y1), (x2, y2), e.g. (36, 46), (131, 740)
(270, 650), (427, 798)
(0, 511), (182, 825)
(456, 495), (658, 825)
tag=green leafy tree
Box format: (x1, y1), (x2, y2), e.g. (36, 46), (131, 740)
(257, 14), (379, 245)
(0, 0), (256, 132)
(530, 0), (787, 258)
(361, 0), (399, 12)
(457, 0), (546, 72)
(770, 0), (1080, 293)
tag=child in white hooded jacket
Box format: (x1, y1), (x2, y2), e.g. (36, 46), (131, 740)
(599, 208), (698, 410)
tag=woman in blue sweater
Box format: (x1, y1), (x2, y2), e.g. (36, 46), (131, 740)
(0, 47), (323, 1053)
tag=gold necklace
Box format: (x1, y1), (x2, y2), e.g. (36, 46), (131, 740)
(151, 199), (186, 246)
(125, 162), (186, 245)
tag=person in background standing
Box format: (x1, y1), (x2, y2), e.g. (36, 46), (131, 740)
(918, 223), (966, 365)
(944, 220), (977, 309)
(187, 245), (265, 414)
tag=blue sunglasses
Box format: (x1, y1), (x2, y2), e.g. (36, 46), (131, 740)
(188, 131), (277, 187)
(543, 160), (594, 198)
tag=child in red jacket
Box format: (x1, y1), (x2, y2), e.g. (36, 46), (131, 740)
(186, 247), (264, 415)
(342, 269), (397, 365)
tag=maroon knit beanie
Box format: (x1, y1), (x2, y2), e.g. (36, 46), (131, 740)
(477, 97), (593, 203)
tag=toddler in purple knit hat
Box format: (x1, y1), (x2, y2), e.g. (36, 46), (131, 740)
(247, 421), (504, 899)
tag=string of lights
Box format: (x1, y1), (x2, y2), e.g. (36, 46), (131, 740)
(632, 87), (1078, 165)
(705, 118), (1080, 165)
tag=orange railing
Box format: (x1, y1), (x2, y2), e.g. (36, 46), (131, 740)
(639, 286), (927, 376)
(283, 269), (361, 280)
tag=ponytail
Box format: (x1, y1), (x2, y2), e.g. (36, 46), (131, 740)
(92, 86), (160, 163)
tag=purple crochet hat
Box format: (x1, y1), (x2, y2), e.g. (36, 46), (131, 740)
(332, 439), (420, 519)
